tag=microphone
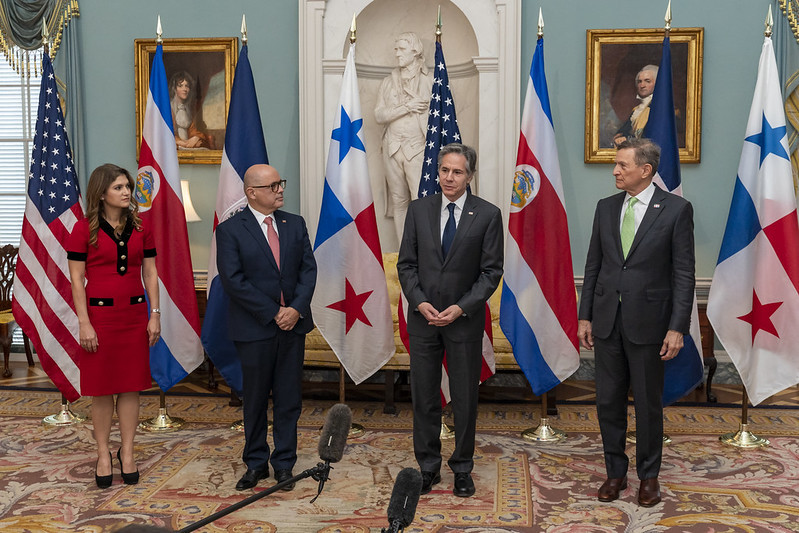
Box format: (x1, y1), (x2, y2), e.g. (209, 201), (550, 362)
(384, 468), (423, 533)
(311, 403), (352, 502)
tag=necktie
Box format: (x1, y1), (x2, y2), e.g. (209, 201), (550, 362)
(621, 197), (638, 258)
(265, 217), (285, 305)
(442, 203), (456, 257)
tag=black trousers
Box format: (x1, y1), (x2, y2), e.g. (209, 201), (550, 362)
(594, 307), (664, 480)
(235, 330), (305, 472)
(409, 332), (483, 474)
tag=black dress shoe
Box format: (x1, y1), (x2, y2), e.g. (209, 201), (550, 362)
(95, 453), (113, 489)
(420, 470), (441, 495)
(274, 469), (295, 491)
(236, 468), (269, 491)
(116, 449), (139, 485)
(453, 472), (475, 497)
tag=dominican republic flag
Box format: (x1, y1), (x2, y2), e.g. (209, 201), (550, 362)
(12, 52), (84, 401)
(311, 42), (395, 384)
(642, 34), (704, 405)
(136, 43), (204, 390)
(499, 36), (579, 396)
(398, 40), (495, 404)
(707, 36), (799, 405)
(200, 44), (267, 397)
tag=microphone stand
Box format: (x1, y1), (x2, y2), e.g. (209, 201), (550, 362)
(176, 462), (333, 533)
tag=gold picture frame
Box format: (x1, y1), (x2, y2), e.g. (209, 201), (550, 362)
(584, 28), (703, 164)
(134, 37), (237, 165)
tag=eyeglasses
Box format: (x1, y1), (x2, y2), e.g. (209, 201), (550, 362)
(249, 180), (287, 193)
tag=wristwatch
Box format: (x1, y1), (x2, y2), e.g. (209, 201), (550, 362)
(151, 308), (161, 314)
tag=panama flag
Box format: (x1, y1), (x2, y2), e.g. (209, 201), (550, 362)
(499, 35), (579, 396)
(707, 36), (799, 405)
(642, 34), (704, 405)
(311, 42), (395, 384)
(200, 44), (267, 397)
(136, 42), (204, 390)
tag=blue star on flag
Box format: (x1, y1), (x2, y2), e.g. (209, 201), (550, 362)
(745, 114), (788, 166)
(331, 106), (365, 163)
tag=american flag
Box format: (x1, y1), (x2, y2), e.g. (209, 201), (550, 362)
(12, 52), (83, 401)
(399, 40), (496, 405)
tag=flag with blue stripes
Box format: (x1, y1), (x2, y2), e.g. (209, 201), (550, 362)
(643, 35), (704, 405)
(201, 44), (268, 397)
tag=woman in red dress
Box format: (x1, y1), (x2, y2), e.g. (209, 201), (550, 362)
(67, 164), (161, 488)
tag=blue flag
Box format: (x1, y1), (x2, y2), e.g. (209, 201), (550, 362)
(643, 36), (704, 405)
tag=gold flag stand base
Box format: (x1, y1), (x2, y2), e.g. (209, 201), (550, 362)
(231, 419), (244, 432)
(719, 390), (769, 449)
(626, 432), (672, 445)
(522, 417), (566, 442)
(139, 392), (183, 432)
(349, 423), (365, 437)
(440, 415), (455, 440)
(720, 423), (769, 449)
(43, 396), (85, 426)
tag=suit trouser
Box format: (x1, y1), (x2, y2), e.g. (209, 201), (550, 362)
(409, 333), (483, 473)
(594, 307), (664, 480)
(235, 331), (305, 472)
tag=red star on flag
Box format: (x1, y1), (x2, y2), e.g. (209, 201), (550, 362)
(737, 290), (783, 344)
(327, 278), (373, 333)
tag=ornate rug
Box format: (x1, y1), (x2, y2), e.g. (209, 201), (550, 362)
(0, 392), (798, 532)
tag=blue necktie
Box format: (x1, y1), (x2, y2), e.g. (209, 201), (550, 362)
(442, 202), (456, 257)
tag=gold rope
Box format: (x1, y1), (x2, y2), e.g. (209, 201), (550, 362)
(0, 0), (79, 77)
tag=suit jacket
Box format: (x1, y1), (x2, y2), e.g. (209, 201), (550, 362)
(397, 192), (504, 342)
(578, 186), (695, 345)
(216, 207), (317, 342)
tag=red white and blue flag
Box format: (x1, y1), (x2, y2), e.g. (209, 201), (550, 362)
(200, 44), (267, 397)
(12, 52), (83, 401)
(707, 36), (799, 405)
(499, 36), (579, 396)
(399, 40), (495, 404)
(643, 35), (704, 405)
(311, 42), (395, 384)
(136, 43), (203, 391)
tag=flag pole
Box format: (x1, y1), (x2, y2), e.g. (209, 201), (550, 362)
(37, 20), (84, 428)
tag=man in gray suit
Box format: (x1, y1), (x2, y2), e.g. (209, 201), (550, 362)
(397, 143), (503, 498)
(578, 138), (695, 507)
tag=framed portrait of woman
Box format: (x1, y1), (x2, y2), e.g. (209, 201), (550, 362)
(584, 28), (703, 164)
(134, 37), (237, 165)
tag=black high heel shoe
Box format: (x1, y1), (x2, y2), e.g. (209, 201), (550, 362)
(95, 453), (113, 489)
(116, 448), (140, 485)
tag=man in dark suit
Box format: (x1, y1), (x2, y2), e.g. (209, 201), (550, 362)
(216, 164), (317, 491)
(578, 138), (695, 507)
(397, 143), (503, 498)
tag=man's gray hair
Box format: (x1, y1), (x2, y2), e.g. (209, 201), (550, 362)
(438, 143), (477, 176)
(617, 138), (660, 177)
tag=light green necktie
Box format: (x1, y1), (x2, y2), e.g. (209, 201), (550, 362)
(621, 197), (638, 258)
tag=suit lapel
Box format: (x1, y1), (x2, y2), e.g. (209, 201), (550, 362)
(443, 194), (477, 266)
(626, 186), (668, 260)
(428, 195), (444, 263)
(241, 208), (279, 271)
(610, 193), (626, 260)
(274, 210), (288, 269)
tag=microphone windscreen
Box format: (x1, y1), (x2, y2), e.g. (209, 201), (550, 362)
(318, 403), (352, 463)
(386, 467), (423, 528)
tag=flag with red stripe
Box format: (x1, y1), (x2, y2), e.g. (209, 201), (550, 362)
(135, 43), (203, 390)
(499, 36), (579, 396)
(12, 52), (83, 401)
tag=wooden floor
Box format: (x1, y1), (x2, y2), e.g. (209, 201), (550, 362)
(4, 356), (799, 409)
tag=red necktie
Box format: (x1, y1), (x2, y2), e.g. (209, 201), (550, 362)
(265, 217), (284, 305)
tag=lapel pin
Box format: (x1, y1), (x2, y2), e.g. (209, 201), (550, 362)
(468, 211), (474, 215)
(653, 203), (661, 209)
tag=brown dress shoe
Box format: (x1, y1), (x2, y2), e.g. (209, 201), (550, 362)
(597, 476), (627, 502)
(638, 478), (661, 507)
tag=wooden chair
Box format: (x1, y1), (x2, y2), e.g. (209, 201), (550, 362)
(0, 244), (34, 377)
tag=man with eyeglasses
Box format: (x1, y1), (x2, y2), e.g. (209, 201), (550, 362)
(215, 164), (317, 492)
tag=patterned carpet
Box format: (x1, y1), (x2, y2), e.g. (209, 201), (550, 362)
(1, 391), (798, 532)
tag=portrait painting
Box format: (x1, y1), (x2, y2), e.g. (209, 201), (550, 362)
(585, 28), (703, 164)
(134, 37), (237, 165)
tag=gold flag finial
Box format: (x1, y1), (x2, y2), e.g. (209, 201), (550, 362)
(241, 14), (248, 44)
(766, 4), (774, 37)
(436, 5), (442, 42)
(156, 15), (163, 44)
(537, 7), (544, 38)
(349, 13), (356, 44)
(41, 19), (50, 55)
(664, 0), (672, 31)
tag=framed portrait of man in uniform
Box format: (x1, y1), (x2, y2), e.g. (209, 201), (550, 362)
(584, 27), (704, 164)
(134, 37), (237, 165)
